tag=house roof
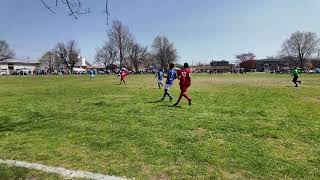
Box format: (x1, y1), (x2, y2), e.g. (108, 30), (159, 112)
(257, 58), (320, 62)
(0, 58), (39, 65)
(256, 59), (285, 62)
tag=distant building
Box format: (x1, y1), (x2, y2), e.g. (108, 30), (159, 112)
(0, 58), (39, 75)
(210, 60), (229, 66)
(210, 60), (234, 71)
(192, 60), (235, 73)
(75, 56), (91, 69)
(193, 64), (211, 72)
(256, 58), (320, 72)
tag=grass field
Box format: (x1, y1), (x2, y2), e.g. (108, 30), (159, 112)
(0, 73), (320, 179)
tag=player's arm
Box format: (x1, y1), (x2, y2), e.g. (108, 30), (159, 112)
(176, 71), (180, 80)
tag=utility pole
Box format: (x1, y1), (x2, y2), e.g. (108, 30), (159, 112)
(105, 0), (111, 26)
(48, 52), (52, 74)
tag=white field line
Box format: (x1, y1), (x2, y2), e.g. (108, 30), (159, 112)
(0, 159), (127, 180)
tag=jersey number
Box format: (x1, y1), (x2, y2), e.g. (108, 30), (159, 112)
(181, 72), (187, 77)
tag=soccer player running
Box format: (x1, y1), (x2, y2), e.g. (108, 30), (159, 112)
(161, 63), (177, 102)
(172, 63), (192, 106)
(89, 69), (95, 80)
(155, 69), (164, 89)
(119, 69), (128, 85)
(292, 67), (302, 87)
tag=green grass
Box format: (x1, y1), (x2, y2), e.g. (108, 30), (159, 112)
(0, 73), (319, 179)
(0, 164), (63, 180)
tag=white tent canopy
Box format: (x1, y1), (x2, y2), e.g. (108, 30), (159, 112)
(73, 68), (87, 73)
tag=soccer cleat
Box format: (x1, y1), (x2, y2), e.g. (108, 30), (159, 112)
(171, 103), (178, 107)
(189, 99), (192, 106)
(170, 97), (173, 102)
(160, 98), (164, 102)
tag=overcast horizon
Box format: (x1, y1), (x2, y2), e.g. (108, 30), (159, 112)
(1, 0), (320, 64)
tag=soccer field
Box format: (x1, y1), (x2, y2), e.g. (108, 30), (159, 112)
(0, 73), (319, 179)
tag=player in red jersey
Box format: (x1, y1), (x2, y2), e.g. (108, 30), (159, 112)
(119, 69), (128, 85)
(172, 63), (192, 106)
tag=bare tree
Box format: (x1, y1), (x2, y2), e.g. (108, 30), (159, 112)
(128, 41), (147, 72)
(142, 52), (156, 69)
(39, 50), (61, 74)
(40, 0), (90, 19)
(95, 41), (117, 72)
(152, 36), (177, 70)
(0, 40), (15, 61)
(108, 20), (133, 69)
(235, 52), (256, 63)
(56, 40), (80, 74)
(235, 52), (256, 71)
(281, 31), (320, 69)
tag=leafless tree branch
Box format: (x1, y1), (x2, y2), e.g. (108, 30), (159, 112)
(56, 40), (80, 73)
(0, 40), (15, 61)
(40, 0), (90, 19)
(281, 31), (320, 69)
(152, 36), (177, 70)
(40, 0), (56, 14)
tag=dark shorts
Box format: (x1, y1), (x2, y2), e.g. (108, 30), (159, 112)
(292, 76), (298, 82)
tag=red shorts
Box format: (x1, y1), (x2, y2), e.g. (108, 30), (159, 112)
(180, 85), (190, 93)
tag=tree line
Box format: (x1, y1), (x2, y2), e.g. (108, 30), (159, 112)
(235, 31), (320, 71)
(36, 20), (178, 74)
(2, 29), (320, 73)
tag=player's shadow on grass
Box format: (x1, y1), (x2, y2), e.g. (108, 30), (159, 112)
(146, 100), (163, 104)
(146, 100), (183, 109)
(0, 112), (50, 133)
(0, 118), (34, 132)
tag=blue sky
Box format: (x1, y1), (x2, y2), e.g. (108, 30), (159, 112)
(1, 0), (320, 64)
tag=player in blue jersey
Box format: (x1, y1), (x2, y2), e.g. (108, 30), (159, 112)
(89, 69), (95, 80)
(161, 63), (177, 102)
(154, 69), (164, 89)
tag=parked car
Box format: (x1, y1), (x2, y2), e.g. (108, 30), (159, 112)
(16, 68), (32, 75)
(0, 70), (8, 75)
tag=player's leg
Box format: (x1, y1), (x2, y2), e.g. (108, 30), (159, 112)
(183, 92), (192, 106)
(292, 76), (298, 87)
(297, 77), (301, 84)
(161, 84), (168, 100)
(161, 84), (172, 101)
(183, 85), (191, 103)
(173, 92), (183, 106)
(166, 84), (173, 101)
(173, 86), (186, 106)
(167, 90), (173, 102)
(161, 89), (167, 101)
(173, 86), (191, 106)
